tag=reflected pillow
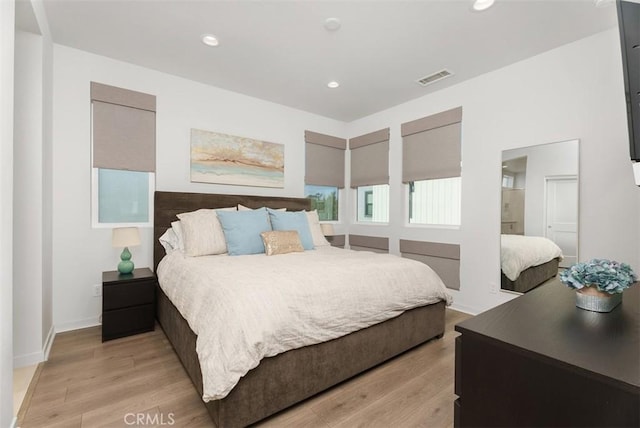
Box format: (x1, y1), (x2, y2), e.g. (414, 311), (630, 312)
(217, 208), (272, 256)
(260, 230), (304, 256)
(267, 208), (314, 250)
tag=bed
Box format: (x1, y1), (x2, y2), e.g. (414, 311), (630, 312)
(500, 234), (563, 293)
(153, 191), (451, 427)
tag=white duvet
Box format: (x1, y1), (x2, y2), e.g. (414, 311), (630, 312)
(157, 246), (452, 401)
(501, 234), (563, 281)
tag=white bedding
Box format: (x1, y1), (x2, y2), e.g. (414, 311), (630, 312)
(157, 246), (452, 402)
(501, 234), (563, 281)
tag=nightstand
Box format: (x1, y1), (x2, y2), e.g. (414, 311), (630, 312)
(102, 267), (156, 342)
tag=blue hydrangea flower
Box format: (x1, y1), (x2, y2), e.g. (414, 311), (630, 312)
(560, 259), (637, 294)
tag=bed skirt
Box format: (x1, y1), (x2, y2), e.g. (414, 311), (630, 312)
(501, 258), (560, 293)
(156, 285), (446, 427)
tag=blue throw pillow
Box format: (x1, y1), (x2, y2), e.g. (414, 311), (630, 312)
(267, 209), (314, 250)
(217, 208), (271, 256)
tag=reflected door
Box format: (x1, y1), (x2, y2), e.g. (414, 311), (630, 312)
(545, 177), (578, 267)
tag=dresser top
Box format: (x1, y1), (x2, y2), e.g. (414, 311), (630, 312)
(455, 281), (639, 392)
(102, 267), (155, 284)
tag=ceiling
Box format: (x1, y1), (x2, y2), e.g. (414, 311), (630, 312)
(35, 0), (618, 122)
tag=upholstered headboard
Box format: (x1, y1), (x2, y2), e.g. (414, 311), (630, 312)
(153, 191), (312, 270)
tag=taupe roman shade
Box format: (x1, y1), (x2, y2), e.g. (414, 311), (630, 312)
(305, 130), (346, 188)
(91, 82), (156, 172)
(401, 107), (462, 183)
(349, 128), (389, 188)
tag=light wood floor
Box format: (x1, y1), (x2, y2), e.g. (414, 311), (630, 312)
(19, 309), (470, 427)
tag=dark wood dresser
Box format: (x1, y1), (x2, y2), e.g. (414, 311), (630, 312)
(102, 268), (156, 342)
(454, 280), (639, 427)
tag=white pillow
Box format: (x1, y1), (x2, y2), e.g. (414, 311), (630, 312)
(305, 210), (330, 247)
(171, 220), (185, 251)
(176, 207), (236, 256)
(159, 228), (179, 254)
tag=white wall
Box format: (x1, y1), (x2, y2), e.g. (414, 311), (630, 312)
(36, 0), (55, 364)
(0, 0), (15, 424)
(346, 29), (638, 314)
(13, 30), (45, 367)
(52, 45), (346, 330)
(12, 0), (54, 371)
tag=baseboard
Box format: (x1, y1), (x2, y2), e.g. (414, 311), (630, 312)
(10, 416), (17, 428)
(448, 302), (480, 316)
(42, 325), (55, 361)
(55, 316), (100, 333)
(13, 351), (43, 368)
(13, 325), (56, 368)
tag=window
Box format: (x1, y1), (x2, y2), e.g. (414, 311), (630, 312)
(304, 130), (346, 221)
(408, 178), (461, 226)
(350, 128), (390, 224)
(357, 185), (389, 223)
(90, 82), (156, 228)
(364, 191), (373, 217)
(305, 184), (338, 221)
(93, 168), (154, 226)
(502, 174), (515, 188)
(401, 107), (462, 227)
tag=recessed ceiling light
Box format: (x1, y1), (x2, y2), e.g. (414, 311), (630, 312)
(327, 81), (340, 89)
(324, 18), (341, 31)
(473, 0), (495, 11)
(201, 34), (219, 47)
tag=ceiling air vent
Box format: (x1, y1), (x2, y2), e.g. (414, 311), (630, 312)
(416, 69), (453, 87)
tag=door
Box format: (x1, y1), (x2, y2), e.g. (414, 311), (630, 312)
(545, 177), (578, 267)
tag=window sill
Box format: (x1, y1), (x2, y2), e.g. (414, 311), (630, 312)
(404, 222), (460, 231)
(354, 221), (390, 226)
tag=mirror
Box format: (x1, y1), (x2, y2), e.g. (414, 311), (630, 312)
(500, 139), (579, 293)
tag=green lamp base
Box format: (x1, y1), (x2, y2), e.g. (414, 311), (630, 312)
(117, 247), (135, 274)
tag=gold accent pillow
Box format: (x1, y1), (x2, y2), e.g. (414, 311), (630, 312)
(260, 230), (304, 256)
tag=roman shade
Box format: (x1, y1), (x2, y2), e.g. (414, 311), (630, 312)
(401, 107), (462, 183)
(305, 130), (346, 188)
(91, 82), (156, 172)
(349, 128), (389, 188)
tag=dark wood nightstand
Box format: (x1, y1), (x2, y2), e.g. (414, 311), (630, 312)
(102, 267), (156, 342)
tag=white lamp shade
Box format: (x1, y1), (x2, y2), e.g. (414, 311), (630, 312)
(112, 227), (141, 247)
(320, 223), (335, 236)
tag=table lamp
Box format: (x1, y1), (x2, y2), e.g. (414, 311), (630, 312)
(112, 227), (141, 274)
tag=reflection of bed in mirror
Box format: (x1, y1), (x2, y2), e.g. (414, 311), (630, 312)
(501, 139), (579, 293)
(500, 234), (563, 293)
